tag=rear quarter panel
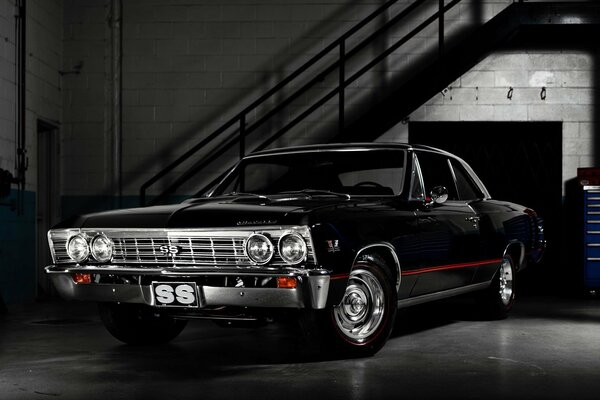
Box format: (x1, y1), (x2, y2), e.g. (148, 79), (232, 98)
(471, 199), (537, 282)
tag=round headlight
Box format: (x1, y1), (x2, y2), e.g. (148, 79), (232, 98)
(245, 233), (274, 265)
(278, 233), (307, 265)
(91, 234), (114, 263)
(67, 234), (90, 263)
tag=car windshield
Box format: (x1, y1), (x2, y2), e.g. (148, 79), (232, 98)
(210, 149), (406, 197)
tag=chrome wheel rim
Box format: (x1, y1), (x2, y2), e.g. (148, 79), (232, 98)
(333, 268), (385, 343)
(499, 257), (514, 306)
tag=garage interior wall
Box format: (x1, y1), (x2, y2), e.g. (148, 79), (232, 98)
(0, 0), (63, 304)
(378, 50), (595, 192)
(62, 0), (401, 215)
(61, 0), (519, 215)
(1, 0), (599, 304)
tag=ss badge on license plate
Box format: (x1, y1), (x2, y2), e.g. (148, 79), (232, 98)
(152, 282), (200, 308)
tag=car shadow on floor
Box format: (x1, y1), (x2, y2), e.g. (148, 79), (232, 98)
(98, 296), (494, 370)
(391, 294), (492, 338)
(99, 323), (321, 373)
(505, 294), (600, 324)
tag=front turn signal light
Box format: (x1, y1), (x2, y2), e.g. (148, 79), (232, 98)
(73, 273), (92, 284)
(277, 276), (297, 289)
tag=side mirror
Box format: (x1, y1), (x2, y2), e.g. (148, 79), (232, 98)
(430, 186), (448, 204)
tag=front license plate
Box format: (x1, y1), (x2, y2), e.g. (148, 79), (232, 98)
(152, 282), (199, 308)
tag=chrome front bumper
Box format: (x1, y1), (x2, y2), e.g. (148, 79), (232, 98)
(45, 265), (331, 310)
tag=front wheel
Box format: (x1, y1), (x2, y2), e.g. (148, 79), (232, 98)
(98, 303), (187, 345)
(301, 261), (397, 358)
(477, 255), (516, 319)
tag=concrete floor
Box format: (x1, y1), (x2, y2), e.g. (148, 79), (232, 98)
(1, 295), (600, 399)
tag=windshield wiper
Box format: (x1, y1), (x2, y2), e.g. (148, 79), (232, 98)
(223, 192), (271, 200)
(225, 192), (265, 197)
(280, 189), (351, 200)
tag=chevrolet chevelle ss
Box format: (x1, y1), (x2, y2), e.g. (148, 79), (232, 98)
(46, 144), (545, 357)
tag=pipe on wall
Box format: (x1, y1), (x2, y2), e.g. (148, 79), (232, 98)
(14, 0), (26, 215)
(113, 0), (122, 207)
(105, 0), (122, 208)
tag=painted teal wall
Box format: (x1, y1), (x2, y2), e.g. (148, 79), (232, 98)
(0, 190), (36, 305)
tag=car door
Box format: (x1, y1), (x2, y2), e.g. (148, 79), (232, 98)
(449, 157), (504, 285)
(409, 151), (482, 296)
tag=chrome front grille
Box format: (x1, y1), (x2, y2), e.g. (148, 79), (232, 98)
(111, 236), (247, 265)
(48, 227), (316, 267)
(51, 238), (69, 263)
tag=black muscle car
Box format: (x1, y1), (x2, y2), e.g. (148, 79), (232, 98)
(46, 143), (545, 356)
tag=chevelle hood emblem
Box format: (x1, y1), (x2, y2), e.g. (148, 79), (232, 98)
(236, 219), (278, 226)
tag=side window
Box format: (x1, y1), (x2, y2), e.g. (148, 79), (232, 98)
(415, 151), (458, 201)
(409, 152), (425, 201)
(450, 159), (481, 200)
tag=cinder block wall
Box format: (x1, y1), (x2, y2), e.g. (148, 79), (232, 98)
(61, 0), (514, 211)
(1, 0), (596, 303)
(378, 50), (595, 192)
(0, 1), (16, 176)
(0, 1), (20, 306)
(62, 0), (394, 208)
(0, 0), (63, 304)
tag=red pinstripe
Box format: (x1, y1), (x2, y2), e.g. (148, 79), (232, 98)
(401, 258), (501, 276)
(329, 258), (500, 280)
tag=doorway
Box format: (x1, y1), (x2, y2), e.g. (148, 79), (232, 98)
(409, 121), (562, 293)
(37, 120), (60, 297)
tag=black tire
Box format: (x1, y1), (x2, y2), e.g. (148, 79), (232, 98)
(98, 303), (187, 345)
(477, 255), (516, 320)
(300, 261), (397, 358)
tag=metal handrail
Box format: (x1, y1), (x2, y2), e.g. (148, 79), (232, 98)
(140, 0), (458, 206)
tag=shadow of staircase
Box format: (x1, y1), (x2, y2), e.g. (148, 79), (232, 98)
(140, 1), (600, 206)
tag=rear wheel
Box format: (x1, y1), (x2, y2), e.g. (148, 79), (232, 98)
(477, 255), (516, 319)
(98, 303), (187, 345)
(301, 261), (397, 358)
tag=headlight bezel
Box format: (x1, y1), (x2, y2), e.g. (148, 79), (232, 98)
(278, 232), (308, 265)
(90, 234), (114, 263)
(244, 233), (275, 265)
(66, 233), (90, 263)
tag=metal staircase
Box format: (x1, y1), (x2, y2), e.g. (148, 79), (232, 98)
(140, 1), (600, 206)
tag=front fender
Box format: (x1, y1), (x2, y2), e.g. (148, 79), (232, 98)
(310, 224), (405, 307)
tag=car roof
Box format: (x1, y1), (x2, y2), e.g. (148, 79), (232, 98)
(249, 142), (450, 157)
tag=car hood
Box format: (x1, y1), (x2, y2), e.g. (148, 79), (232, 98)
(57, 194), (387, 229)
